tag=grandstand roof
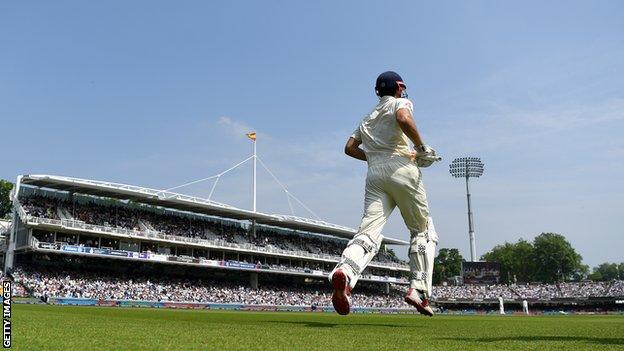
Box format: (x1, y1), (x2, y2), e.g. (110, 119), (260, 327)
(18, 175), (408, 245)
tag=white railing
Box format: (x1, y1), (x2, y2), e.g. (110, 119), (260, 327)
(0, 223), (10, 237)
(31, 241), (409, 284)
(15, 203), (28, 223)
(25, 215), (409, 270)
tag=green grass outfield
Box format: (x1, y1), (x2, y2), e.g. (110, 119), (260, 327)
(12, 304), (624, 351)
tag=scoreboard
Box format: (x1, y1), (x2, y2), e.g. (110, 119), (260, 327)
(462, 261), (501, 284)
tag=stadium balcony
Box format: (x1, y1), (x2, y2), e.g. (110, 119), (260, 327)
(14, 175), (408, 245)
(25, 237), (406, 285)
(15, 204), (407, 268)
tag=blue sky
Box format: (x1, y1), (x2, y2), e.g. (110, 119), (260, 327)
(1, 1), (622, 267)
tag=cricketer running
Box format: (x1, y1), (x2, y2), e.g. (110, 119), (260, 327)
(329, 71), (440, 316)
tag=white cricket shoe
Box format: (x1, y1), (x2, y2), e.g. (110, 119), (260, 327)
(331, 269), (351, 315)
(404, 288), (434, 317)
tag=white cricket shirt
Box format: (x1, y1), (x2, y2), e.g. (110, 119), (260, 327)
(351, 96), (414, 161)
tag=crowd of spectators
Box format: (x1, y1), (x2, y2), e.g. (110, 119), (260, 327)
(20, 197), (58, 219)
(511, 283), (561, 299)
(511, 281), (618, 299)
(608, 280), (624, 296)
(435, 281), (624, 300)
(0, 271), (30, 298)
(249, 226), (343, 257)
(558, 281), (611, 298)
(12, 265), (408, 308)
(19, 196), (623, 303)
(12, 264), (624, 309)
(20, 195), (404, 266)
(433, 284), (516, 299)
(73, 202), (139, 231)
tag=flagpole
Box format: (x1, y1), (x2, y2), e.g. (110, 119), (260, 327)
(252, 137), (257, 213)
(250, 132), (257, 240)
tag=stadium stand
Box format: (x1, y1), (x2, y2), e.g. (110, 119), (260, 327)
(608, 280), (624, 296)
(11, 262), (624, 308)
(5, 174), (411, 311)
(510, 283), (561, 299)
(12, 263), (409, 308)
(432, 284), (516, 299)
(4, 175), (623, 314)
(434, 281), (624, 300)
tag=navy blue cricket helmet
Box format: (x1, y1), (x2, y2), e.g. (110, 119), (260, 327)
(375, 71), (407, 97)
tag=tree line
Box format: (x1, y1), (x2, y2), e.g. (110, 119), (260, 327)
(0, 179), (12, 219)
(434, 233), (622, 284)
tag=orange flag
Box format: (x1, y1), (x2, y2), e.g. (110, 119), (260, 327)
(246, 132), (257, 141)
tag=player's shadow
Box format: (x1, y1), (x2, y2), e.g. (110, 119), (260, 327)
(268, 320), (413, 329)
(443, 336), (624, 346)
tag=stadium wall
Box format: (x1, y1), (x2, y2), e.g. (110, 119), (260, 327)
(42, 298), (422, 314)
(15, 297), (622, 316)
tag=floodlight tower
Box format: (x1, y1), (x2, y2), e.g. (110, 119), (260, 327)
(450, 157), (485, 262)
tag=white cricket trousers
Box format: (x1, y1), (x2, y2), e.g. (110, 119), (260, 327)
(331, 154), (438, 295)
